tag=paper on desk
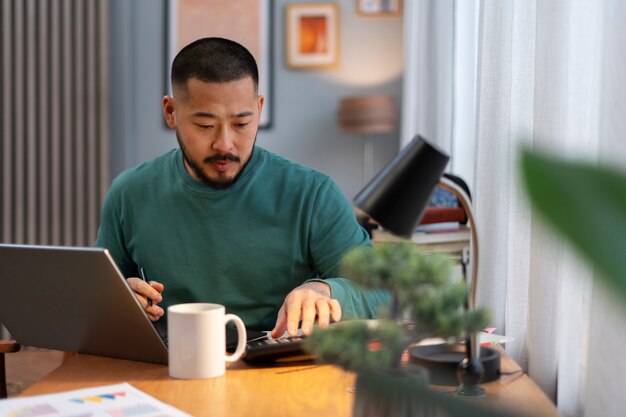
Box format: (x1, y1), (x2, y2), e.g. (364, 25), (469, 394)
(479, 332), (514, 347)
(0, 382), (192, 417)
(415, 332), (514, 348)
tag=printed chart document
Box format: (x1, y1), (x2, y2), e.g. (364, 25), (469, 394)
(0, 383), (191, 417)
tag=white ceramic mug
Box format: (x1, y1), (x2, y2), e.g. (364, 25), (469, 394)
(167, 303), (247, 379)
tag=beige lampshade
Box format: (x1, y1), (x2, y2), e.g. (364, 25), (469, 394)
(337, 95), (399, 135)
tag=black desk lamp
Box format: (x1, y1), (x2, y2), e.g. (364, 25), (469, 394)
(354, 134), (485, 397)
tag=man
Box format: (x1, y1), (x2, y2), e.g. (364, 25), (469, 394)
(96, 37), (387, 338)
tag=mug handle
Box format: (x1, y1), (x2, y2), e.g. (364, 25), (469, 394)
(224, 314), (247, 362)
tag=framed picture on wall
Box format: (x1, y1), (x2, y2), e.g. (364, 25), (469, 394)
(356, 0), (402, 17)
(285, 3), (340, 70)
(165, 0), (273, 128)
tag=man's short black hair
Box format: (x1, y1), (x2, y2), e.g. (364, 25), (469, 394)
(171, 37), (259, 94)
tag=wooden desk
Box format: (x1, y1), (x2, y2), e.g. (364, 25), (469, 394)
(19, 352), (560, 417)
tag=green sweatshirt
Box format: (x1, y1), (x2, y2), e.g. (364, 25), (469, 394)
(95, 146), (388, 330)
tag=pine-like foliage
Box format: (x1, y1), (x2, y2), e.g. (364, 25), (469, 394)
(305, 241), (490, 372)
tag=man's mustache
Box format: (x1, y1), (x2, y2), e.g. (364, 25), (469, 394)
(203, 153), (240, 164)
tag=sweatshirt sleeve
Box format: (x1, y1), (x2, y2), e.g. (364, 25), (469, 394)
(305, 177), (391, 319)
(307, 277), (391, 319)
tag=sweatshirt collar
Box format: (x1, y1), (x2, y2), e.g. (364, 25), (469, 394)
(174, 146), (262, 196)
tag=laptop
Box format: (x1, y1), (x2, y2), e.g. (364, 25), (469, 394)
(0, 244), (170, 364)
(0, 244), (266, 365)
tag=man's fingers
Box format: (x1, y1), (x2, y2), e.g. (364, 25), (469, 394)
(146, 304), (164, 321)
(127, 277), (164, 320)
(330, 299), (342, 323)
(127, 277), (163, 303)
(286, 294), (303, 336)
(300, 299), (317, 335)
(315, 299), (331, 329)
(275, 282), (344, 337)
(149, 281), (165, 293)
(140, 295), (164, 319)
(271, 304), (288, 338)
(127, 277), (142, 291)
(145, 281), (164, 303)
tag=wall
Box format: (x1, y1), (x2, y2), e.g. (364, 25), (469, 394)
(108, 0), (404, 199)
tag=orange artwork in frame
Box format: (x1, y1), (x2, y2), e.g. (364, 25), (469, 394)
(285, 3), (340, 70)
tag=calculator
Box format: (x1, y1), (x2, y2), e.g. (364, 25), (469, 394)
(243, 336), (314, 363)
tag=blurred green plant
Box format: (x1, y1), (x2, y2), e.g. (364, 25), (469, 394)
(306, 319), (406, 372)
(521, 149), (626, 302)
(306, 241), (490, 372)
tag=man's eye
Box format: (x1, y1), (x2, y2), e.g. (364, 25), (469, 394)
(236, 122), (250, 128)
(196, 124), (214, 129)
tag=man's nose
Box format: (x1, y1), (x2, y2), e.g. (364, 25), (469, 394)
(212, 127), (234, 152)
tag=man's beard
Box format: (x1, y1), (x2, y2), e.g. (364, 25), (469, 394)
(176, 131), (253, 189)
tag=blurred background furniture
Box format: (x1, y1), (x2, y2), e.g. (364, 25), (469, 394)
(0, 339), (21, 398)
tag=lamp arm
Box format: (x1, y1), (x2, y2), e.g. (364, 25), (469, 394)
(438, 177), (479, 310)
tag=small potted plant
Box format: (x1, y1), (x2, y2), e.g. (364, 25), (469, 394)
(305, 241), (490, 417)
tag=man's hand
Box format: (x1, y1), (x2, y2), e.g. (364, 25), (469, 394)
(127, 277), (165, 321)
(271, 281), (341, 338)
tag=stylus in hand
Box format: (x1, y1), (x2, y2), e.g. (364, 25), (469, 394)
(139, 267), (153, 307)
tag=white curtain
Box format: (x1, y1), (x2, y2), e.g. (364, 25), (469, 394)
(400, 0), (454, 151)
(474, 1), (602, 415)
(405, 1), (626, 416)
(584, 2), (626, 416)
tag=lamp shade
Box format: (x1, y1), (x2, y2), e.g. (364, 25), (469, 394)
(337, 95), (398, 135)
(354, 135), (450, 237)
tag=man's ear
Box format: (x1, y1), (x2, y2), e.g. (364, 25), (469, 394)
(257, 95), (265, 123)
(162, 96), (176, 128)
